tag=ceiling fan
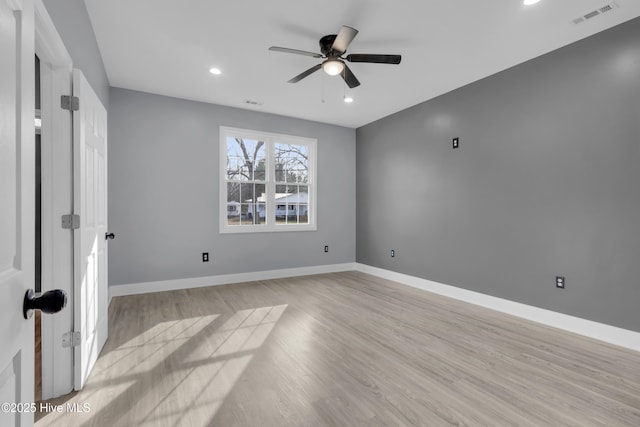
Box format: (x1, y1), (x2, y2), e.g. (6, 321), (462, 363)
(269, 25), (401, 88)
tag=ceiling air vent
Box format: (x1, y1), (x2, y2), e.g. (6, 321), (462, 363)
(572, 1), (619, 25)
(599, 4), (614, 13)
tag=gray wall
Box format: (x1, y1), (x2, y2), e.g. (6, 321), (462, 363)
(356, 18), (640, 332)
(109, 88), (356, 287)
(43, 0), (109, 108)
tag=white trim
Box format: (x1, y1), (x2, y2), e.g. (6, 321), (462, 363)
(355, 263), (640, 353)
(7, 0), (23, 11)
(109, 263), (357, 298)
(35, 0), (75, 400)
(35, 0), (71, 67)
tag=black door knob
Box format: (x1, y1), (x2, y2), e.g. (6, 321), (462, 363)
(105, 232), (115, 240)
(23, 289), (67, 319)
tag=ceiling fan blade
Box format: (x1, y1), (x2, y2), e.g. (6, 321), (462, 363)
(288, 64), (322, 83)
(341, 64), (360, 88)
(331, 26), (358, 54)
(345, 54), (401, 64)
(269, 46), (322, 58)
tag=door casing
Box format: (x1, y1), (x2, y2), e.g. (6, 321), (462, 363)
(35, 0), (74, 400)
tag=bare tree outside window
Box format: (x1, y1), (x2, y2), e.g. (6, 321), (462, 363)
(226, 138), (265, 225)
(274, 143), (309, 224)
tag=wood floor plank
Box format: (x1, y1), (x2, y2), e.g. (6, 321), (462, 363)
(36, 271), (640, 426)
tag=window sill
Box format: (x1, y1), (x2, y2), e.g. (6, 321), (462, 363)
(219, 224), (317, 234)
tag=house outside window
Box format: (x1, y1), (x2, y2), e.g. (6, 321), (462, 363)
(220, 126), (317, 233)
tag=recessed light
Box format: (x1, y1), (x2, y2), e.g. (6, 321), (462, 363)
(523, 0), (540, 5)
(209, 67), (222, 75)
(344, 96), (354, 103)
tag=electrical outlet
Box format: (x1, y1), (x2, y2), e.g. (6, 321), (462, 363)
(324, 245), (329, 253)
(202, 252), (209, 262)
(391, 249), (395, 258)
(556, 276), (565, 288)
(452, 137), (459, 149)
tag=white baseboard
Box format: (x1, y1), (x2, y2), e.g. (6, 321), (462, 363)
(108, 262), (640, 353)
(355, 263), (640, 353)
(109, 262), (357, 298)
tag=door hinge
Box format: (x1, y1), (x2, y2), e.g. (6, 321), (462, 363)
(62, 331), (81, 348)
(61, 214), (80, 229)
(61, 95), (80, 111)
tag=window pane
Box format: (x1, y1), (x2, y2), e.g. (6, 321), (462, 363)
(253, 160), (266, 181)
(226, 183), (241, 226)
(240, 183), (265, 203)
(298, 204), (309, 224)
(274, 185), (291, 223)
(275, 163), (285, 183)
(236, 184), (265, 225)
(274, 143), (308, 184)
(292, 189), (308, 224)
(239, 204), (251, 225)
(275, 203), (294, 223)
(227, 182), (240, 203)
(226, 137), (266, 181)
(296, 165), (308, 183)
(238, 203), (266, 225)
(273, 186), (309, 224)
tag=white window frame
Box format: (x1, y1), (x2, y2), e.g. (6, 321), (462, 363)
(219, 126), (317, 233)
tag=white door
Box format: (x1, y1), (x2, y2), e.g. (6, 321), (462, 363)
(0, 0), (35, 426)
(72, 69), (108, 390)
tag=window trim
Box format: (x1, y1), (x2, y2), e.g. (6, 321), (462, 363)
(219, 126), (317, 233)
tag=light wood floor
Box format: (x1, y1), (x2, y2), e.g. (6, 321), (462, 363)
(36, 271), (640, 426)
(35, 310), (42, 402)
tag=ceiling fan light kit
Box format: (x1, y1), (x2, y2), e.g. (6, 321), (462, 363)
(323, 59), (344, 76)
(269, 25), (401, 89)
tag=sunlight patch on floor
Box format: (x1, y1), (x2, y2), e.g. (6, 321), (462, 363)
(36, 304), (287, 427)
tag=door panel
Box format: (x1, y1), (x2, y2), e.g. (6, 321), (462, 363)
(73, 69), (108, 390)
(0, 0), (35, 425)
(0, 355), (19, 426)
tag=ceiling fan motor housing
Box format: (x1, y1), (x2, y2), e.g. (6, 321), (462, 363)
(320, 34), (341, 57)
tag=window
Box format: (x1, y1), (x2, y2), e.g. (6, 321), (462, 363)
(220, 127), (317, 233)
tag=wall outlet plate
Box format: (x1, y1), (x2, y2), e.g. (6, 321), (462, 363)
(452, 137), (459, 149)
(324, 245), (329, 253)
(202, 252), (209, 262)
(391, 249), (395, 258)
(556, 276), (565, 288)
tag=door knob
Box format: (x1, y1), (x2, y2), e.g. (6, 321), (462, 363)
(23, 289), (67, 319)
(105, 232), (115, 240)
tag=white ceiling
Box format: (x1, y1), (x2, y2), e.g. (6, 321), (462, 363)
(84, 0), (640, 128)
